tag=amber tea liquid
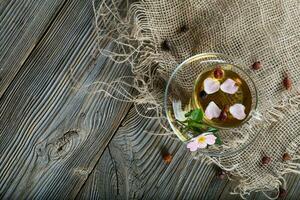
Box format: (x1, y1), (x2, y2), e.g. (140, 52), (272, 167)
(192, 64), (252, 128)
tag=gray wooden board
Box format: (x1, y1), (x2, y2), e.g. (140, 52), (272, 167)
(0, 0), (67, 97)
(76, 108), (229, 200)
(0, 0), (133, 199)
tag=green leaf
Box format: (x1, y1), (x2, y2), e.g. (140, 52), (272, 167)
(179, 109), (220, 144)
(190, 109), (203, 122)
(213, 132), (222, 145)
(207, 127), (218, 133)
(216, 137), (222, 145)
(184, 111), (192, 117)
(188, 121), (206, 130)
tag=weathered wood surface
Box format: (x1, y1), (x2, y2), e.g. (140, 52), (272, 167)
(76, 108), (229, 199)
(0, 0), (133, 199)
(0, 0), (67, 97)
(1, 0), (300, 199)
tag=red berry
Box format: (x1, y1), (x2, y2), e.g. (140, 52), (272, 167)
(219, 106), (229, 121)
(199, 90), (207, 100)
(283, 74), (292, 91)
(214, 66), (224, 79)
(252, 61), (262, 70)
(283, 153), (292, 161)
(279, 188), (287, 198)
(223, 105), (230, 112)
(261, 156), (271, 166)
(218, 174), (225, 180)
(216, 169), (227, 180)
(163, 153), (173, 164)
(161, 40), (171, 51)
(179, 25), (189, 33)
(219, 110), (227, 121)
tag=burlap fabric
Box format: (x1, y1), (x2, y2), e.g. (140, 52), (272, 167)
(93, 0), (300, 198)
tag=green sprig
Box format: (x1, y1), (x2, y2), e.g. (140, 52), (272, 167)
(177, 108), (222, 145)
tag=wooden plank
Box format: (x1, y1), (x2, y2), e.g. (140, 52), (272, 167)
(282, 174), (300, 200)
(217, 182), (243, 200)
(0, 0), (133, 198)
(0, 0), (67, 97)
(77, 108), (229, 199)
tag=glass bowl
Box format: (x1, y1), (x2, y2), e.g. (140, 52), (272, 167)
(164, 53), (260, 157)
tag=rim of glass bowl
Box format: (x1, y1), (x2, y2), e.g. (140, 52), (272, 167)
(164, 52), (260, 157)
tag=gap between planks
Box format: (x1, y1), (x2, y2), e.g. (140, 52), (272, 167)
(74, 103), (134, 199)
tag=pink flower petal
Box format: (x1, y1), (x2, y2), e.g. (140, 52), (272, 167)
(205, 134), (217, 145)
(205, 101), (221, 120)
(187, 141), (200, 152)
(229, 103), (246, 120)
(198, 142), (208, 149)
(220, 78), (239, 94)
(204, 78), (220, 94)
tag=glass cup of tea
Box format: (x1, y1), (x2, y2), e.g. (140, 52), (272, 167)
(164, 53), (260, 156)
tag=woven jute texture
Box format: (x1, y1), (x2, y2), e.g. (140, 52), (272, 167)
(93, 0), (300, 198)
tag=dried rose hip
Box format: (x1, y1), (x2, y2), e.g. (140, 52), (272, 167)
(163, 153), (173, 164)
(219, 110), (227, 121)
(279, 188), (287, 198)
(252, 61), (262, 70)
(223, 105), (230, 112)
(179, 24), (189, 33)
(214, 66), (224, 79)
(218, 105), (229, 121)
(283, 153), (292, 161)
(283, 74), (292, 91)
(216, 168), (227, 180)
(161, 40), (171, 51)
(199, 90), (207, 100)
(261, 156), (271, 166)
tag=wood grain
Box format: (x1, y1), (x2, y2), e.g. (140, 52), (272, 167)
(0, 0), (133, 198)
(0, 0), (67, 97)
(76, 108), (229, 199)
